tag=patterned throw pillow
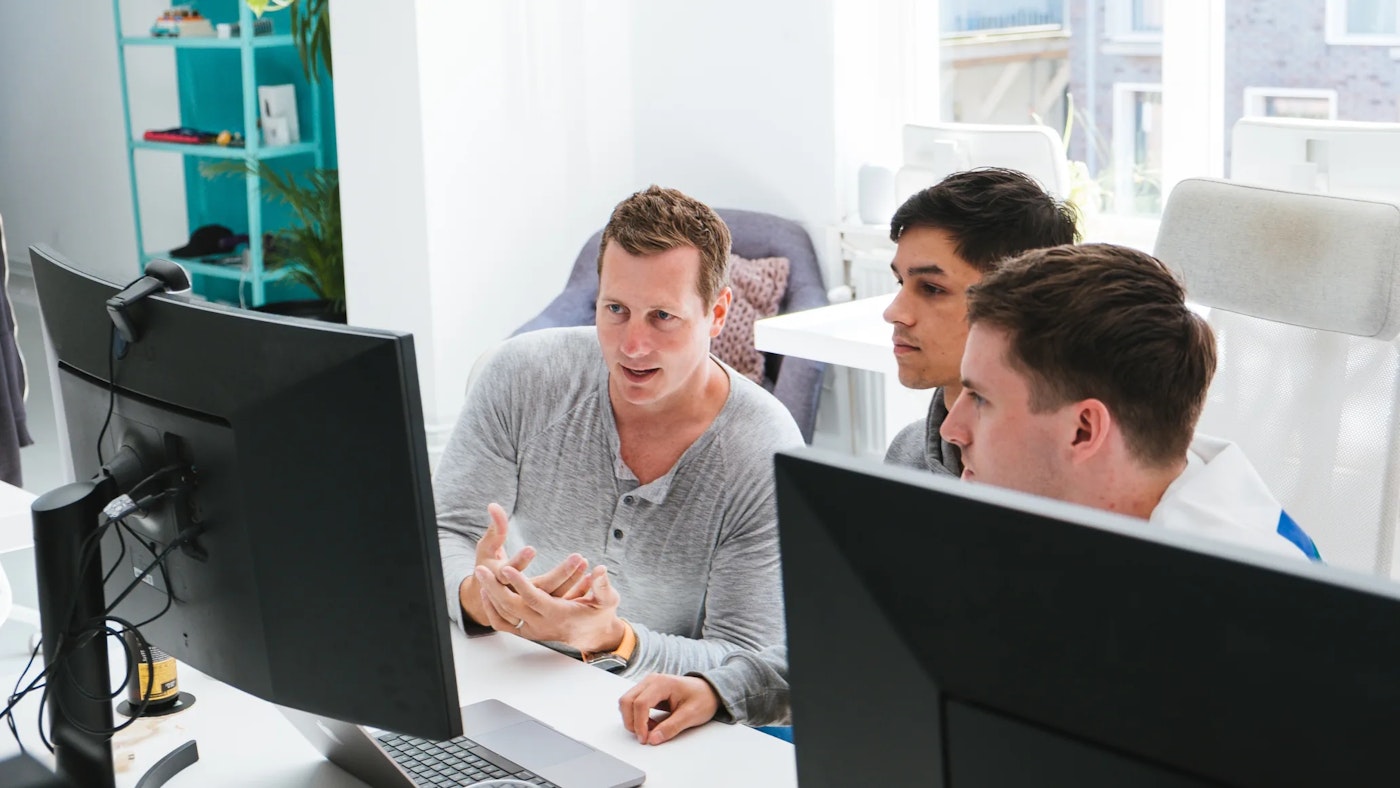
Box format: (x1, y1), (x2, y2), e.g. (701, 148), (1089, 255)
(712, 254), (790, 384)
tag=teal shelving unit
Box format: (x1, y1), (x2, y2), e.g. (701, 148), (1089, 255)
(112, 0), (335, 307)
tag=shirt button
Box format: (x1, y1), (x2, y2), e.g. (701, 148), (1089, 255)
(623, 495), (635, 505)
(613, 529), (624, 540)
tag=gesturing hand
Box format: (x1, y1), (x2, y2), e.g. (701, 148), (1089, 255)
(619, 674), (721, 745)
(476, 561), (626, 654)
(461, 503), (592, 628)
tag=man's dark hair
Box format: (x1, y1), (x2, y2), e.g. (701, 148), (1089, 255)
(965, 243), (1216, 467)
(889, 167), (1079, 273)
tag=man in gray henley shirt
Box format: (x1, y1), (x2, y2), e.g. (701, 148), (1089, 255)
(436, 186), (803, 692)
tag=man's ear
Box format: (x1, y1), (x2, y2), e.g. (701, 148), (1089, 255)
(709, 287), (732, 338)
(1068, 398), (1113, 464)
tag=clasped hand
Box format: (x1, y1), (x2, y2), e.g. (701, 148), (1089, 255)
(459, 503), (626, 654)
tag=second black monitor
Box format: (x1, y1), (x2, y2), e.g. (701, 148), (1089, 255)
(776, 447), (1400, 787)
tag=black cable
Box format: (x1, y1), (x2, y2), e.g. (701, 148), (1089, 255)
(105, 522), (204, 617)
(6, 469), (192, 752)
(34, 520), (203, 742)
(101, 519), (128, 586)
(96, 322), (117, 466)
(3, 639), (47, 753)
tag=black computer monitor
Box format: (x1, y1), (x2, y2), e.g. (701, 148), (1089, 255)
(775, 447), (1400, 787)
(28, 247), (461, 771)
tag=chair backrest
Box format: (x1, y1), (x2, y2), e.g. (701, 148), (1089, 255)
(553, 208), (825, 318)
(513, 208), (828, 440)
(1154, 177), (1400, 576)
(895, 122), (1072, 204)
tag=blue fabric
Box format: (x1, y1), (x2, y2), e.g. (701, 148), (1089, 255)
(1277, 510), (1322, 562)
(755, 725), (794, 743)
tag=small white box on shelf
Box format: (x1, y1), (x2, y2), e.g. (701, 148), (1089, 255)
(257, 84), (300, 146)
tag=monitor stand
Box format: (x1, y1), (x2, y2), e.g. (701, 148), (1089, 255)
(31, 473), (198, 788)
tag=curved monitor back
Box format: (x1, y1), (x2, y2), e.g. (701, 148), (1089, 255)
(30, 245), (461, 740)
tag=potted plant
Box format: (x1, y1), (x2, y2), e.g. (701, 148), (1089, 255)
(202, 161), (344, 320)
(245, 0), (332, 81)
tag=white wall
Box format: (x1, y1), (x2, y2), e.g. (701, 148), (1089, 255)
(832, 0), (941, 222)
(329, 0), (439, 434)
(0, 0), (185, 283)
(415, 0), (636, 433)
(630, 0), (840, 233)
(335, 0), (851, 459)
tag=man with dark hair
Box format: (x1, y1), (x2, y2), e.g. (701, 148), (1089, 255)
(943, 242), (1318, 558)
(883, 167), (1078, 475)
(437, 186), (802, 685)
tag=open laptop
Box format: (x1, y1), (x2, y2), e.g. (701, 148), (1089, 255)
(280, 698), (646, 788)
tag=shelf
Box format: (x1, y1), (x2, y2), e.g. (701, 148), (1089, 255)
(120, 34), (294, 49)
(141, 252), (297, 283)
(130, 140), (318, 160)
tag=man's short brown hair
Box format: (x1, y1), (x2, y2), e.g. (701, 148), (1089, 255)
(965, 243), (1217, 467)
(598, 185), (732, 305)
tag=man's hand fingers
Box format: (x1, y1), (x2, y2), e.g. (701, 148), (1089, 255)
(618, 683), (644, 736)
(479, 503), (510, 560)
(646, 703), (710, 745)
(588, 566), (621, 609)
(500, 565), (554, 613)
(620, 677), (670, 744)
(475, 567), (523, 629)
(531, 554), (588, 596)
(561, 568), (596, 601)
(502, 546), (537, 578)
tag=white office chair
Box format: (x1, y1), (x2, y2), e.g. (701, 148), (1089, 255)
(1154, 177), (1400, 577)
(895, 122), (1072, 205)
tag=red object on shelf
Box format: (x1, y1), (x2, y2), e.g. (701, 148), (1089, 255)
(143, 128), (213, 144)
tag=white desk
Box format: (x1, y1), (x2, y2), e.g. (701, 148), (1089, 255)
(0, 603), (797, 786)
(755, 294), (934, 457)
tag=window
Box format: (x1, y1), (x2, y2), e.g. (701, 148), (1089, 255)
(941, 0), (1067, 38)
(1243, 88), (1339, 121)
(1111, 83), (1163, 216)
(1106, 0), (1164, 41)
(1326, 0), (1400, 45)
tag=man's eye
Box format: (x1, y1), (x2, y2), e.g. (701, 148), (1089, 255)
(606, 304), (624, 314)
(655, 311), (673, 321)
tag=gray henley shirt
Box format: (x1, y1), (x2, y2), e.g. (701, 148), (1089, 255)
(435, 327), (803, 684)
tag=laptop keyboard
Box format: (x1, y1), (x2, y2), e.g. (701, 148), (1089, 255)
(377, 731), (562, 787)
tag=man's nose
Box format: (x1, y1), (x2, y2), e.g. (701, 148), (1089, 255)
(884, 285), (910, 325)
(940, 391), (969, 446)
(620, 318), (650, 357)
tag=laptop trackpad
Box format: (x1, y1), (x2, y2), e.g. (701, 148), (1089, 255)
(474, 720), (595, 769)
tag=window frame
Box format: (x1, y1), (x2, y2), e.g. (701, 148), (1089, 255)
(1104, 0), (1164, 43)
(939, 0), (1069, 40)
(1325, 0), (1400, 46)
(1242, 87), (1340, 120)
(1111, 82), (1165, 216)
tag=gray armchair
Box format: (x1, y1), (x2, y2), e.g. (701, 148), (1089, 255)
(514, 209), (828, 442)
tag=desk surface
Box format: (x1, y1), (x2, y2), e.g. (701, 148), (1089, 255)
(0, 580), (796, 786)
(754, 293), (896, 375)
